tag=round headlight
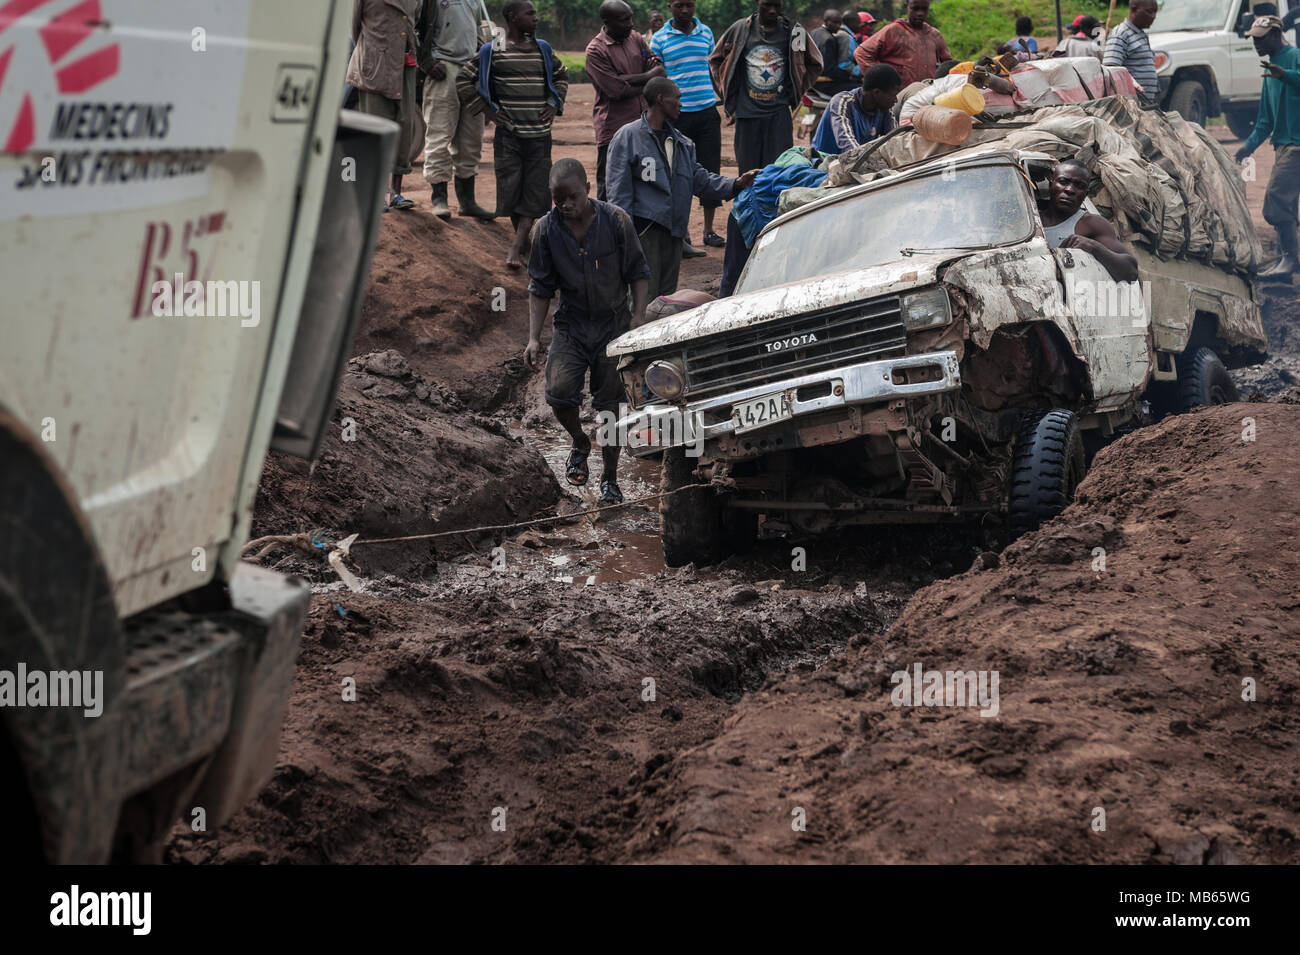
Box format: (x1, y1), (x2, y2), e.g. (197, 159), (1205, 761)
(901, 288), (952, 331)
(645, 359), (686, 401)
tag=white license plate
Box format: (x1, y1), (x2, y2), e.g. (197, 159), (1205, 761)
(731, 392), (792, 432)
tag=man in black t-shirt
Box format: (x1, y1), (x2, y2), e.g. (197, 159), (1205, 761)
(709, 0), (823, 172)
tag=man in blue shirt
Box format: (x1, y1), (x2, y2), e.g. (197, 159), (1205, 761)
(812, 63), (900, 153)
(1235, 15), (1300, 280)
(652, 0), (726, 249)
(607, 78), (758, 298)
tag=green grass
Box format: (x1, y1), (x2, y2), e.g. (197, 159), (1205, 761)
(556, 52), (587, 85)
(930, 0), (1117, 61)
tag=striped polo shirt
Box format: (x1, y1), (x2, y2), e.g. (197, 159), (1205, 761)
(650, 17), (717, 112)
(1102, 19), (1157, 98)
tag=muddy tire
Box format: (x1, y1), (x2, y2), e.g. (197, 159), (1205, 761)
(1223, 106), (1257, 142)
(1, 412), (126, 862)
(1008, 409), (1086, 539)
(660, 448), (731, 567)
(1169, 81), (1207, 127)
(1177, 346), (1238, 409)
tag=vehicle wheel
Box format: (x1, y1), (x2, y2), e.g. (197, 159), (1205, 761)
(1007, 409), (1087, 539)
(0, 690), (44, 863)
(1, 411), (125, 862)
(660, 447), (726, 567)
(1169, 81), (1208, 127)
(1223, 106), (1257, 141)
(1177, 346), (1239, 409)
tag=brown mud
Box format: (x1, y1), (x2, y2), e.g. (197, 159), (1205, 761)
(620, 404), (1300, 864)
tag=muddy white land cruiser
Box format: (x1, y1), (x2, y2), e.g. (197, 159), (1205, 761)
(0, 1), (392, 861)
(609, 134), (1267, 567)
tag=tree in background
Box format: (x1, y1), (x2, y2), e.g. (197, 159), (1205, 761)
(524, 1), (1105, 61)
(530, 0), (849, 46)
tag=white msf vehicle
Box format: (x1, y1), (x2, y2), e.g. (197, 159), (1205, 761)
(1150, 0), (1299, 134)
(0, 0), (392, 861)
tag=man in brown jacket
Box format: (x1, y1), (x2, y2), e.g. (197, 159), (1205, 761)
(709, 0), (821, 172)
(347, 0), (424, 210)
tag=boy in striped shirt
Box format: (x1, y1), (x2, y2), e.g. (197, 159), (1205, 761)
(652, 0), (726, 247)
(459, 0), (569, 268)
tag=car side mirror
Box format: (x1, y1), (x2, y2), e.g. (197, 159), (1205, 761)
(1236, 13), (1253, 38)
(272, 110), (397, 459)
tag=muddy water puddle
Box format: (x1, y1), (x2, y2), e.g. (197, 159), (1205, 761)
(505, 421), (679, 584)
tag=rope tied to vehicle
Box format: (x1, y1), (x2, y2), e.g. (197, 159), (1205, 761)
(240, 482), (714, 589)
(347, 482), (711, 547)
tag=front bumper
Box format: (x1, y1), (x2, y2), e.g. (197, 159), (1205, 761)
(617, 350), (961, 456)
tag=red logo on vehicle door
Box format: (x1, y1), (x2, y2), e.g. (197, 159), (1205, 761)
(0, 0), (121, 153)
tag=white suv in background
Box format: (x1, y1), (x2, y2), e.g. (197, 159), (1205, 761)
(1151, 0), (1298, 135)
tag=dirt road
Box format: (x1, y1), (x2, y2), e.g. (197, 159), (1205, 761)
(167, 91), (1300, 864)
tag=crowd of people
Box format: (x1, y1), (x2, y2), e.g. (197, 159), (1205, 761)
(344, 0), (1300, 504)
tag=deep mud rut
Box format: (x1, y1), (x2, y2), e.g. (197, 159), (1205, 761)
(168, 95), (1300, 865)
(171, 387), (969, 862)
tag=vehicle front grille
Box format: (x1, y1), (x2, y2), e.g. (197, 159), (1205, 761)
(674, 296), (908, 401)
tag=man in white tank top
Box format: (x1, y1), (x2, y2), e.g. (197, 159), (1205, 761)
(1037, 158), (1139, 282)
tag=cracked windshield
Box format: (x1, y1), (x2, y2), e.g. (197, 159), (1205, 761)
(738, 163), (1035, 293)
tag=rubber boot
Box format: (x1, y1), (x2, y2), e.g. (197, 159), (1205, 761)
(431, 181), (451, 220)
(1260, 227), (1298, 280)
(454, 176), (495, 219)
(1261, 253), (1300, 280)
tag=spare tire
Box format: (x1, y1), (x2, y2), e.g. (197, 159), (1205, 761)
(1177, 346), (1239, 409)
(1008, 409), (1086, 539)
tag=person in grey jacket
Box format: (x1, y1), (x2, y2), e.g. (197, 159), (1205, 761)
(607, 77), (758, 298)
(347, 0), (425, 210)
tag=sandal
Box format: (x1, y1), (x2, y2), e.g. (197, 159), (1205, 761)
(564, 447), (590, 486)
(703, 231), (725, 248)
(387, 194), (415, 211)
(597, 481), (623, 507)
